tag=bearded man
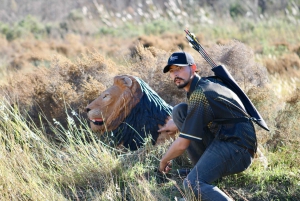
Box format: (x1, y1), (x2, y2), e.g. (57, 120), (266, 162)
(158, 52), (257, 201)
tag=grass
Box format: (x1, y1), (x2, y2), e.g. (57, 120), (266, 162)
(217, 145), (300, 200)
(0, 101), (121, 200)
(0, 99), (174, 200)
(0, 5), (300, 200)
(0, 89), (299, 200)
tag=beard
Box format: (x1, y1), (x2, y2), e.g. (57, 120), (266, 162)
(174, 78), (190, 89)
(173, 67), (193, 89)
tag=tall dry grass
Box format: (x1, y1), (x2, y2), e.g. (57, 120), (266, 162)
(0, 35), (299, 200)
(0, 5), (300, 199)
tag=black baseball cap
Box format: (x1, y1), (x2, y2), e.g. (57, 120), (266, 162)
(163, 52), (195, 73)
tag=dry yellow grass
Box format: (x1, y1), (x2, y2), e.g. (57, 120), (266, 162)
(0, 12), (300, 200)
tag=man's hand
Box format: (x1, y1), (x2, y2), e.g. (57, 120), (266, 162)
(159, 160), (172, 173)
(158, 137), (191, 174)
(158, 119), (178, 134)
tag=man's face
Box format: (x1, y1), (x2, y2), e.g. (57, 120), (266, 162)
(169, 65), (193, 90)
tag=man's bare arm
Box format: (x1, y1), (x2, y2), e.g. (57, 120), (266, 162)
(159, 137), (191, 173)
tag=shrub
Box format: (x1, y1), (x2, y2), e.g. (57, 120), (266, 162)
(229, 2), (247, 18)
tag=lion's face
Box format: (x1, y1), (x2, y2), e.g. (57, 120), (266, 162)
(86, 75), (142, 133)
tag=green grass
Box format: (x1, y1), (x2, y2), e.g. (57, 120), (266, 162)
(216, 146), (300, 200)
(1, 13), (300, 59)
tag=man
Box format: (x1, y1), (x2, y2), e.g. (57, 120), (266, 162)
(158, 51), (257, 201)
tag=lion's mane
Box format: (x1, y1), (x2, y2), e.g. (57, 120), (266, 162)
(107, 77), (173, 150)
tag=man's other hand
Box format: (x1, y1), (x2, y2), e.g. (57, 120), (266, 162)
(158, 119), (178, 134)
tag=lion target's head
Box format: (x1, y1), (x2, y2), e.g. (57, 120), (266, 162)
(86, 75), (143, 133)
(86, 74), (173, 150)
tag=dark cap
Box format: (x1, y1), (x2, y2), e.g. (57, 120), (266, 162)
(163, 52), (195, 73)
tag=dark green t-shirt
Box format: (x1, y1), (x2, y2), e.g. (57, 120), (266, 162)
(179, 75), (257, 151)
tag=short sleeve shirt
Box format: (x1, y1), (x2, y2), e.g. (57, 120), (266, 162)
(179, 75), (257, 151)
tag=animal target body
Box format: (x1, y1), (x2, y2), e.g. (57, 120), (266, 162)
(86, 75), (177, 150)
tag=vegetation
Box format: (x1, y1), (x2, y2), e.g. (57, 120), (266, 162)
(0, 0), (300, 200)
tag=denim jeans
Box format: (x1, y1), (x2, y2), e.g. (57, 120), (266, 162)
(172, 103), (253, 201)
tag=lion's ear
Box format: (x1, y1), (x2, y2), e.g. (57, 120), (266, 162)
(114, 75), (133, 88)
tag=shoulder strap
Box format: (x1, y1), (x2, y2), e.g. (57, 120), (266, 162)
(211, 65), (269, 131)
(213, 117), (253, 124)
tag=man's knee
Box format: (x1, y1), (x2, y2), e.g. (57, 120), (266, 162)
(172, 103), (188, 129)
(173, 103), (188, 116)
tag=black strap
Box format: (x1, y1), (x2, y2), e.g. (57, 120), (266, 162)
(213, 117), (256, 125)
(204, 117), (258, 138)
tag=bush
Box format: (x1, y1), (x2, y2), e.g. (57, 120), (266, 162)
(0, 15), (47, 41)
(143, 19), (174, 35)
(17, 15), (46, 39)
(229, 2), (247, 18)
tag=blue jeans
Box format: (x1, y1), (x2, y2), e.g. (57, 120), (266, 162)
(172, 103), (253, 201)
